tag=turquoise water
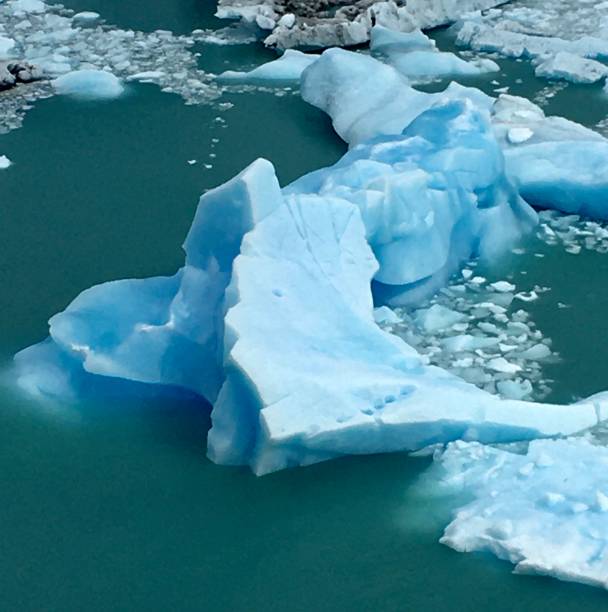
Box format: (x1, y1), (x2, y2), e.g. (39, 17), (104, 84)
(2, 2), (608, 610)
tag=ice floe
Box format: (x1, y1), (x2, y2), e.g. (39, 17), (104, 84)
(425, 435), (608, 590)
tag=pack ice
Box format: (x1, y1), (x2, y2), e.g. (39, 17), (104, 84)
(15, 93), (608, 475)
(300, 48), (608, 219)
(427, 431), (608, 589)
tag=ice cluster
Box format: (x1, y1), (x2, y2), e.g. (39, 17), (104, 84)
(452, 0), (608, 85)
(537, 210), (608, 256)
(216, 0), (507, 49)
(427, 434), (608, 590)
(0, 0), (220, 132)
(15, 90), (608, 475)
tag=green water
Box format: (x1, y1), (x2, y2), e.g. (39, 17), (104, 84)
(2, 3), (608, 610)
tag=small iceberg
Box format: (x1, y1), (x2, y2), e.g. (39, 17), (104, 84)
(52, 69), (124, 100)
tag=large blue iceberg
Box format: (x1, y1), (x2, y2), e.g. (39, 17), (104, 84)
(16, 92), (608, 474)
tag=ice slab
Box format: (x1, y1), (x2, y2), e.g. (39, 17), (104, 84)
(429, 433), (608, 590)
(218, 49), (318, 83)
(535, 52), (608, 85)
(52, 69), (124, 99)
(370, 26), (498, 81)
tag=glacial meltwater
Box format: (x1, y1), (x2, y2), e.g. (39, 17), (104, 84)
(2, 0), (608, 609)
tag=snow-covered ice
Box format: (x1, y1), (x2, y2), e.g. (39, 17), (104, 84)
(52, 69), (123, 99)
(427, 435), (608, 590)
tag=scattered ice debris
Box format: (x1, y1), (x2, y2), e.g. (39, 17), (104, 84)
(218, 49), (319, 83)
(0, 154), (12, 169)
(426, 435), (608, 591)
(537, 210), (608, 255)
(217, 0), (508, 50)
(52, 69), (123, 100)
(377, 263), (555, 401)
(0, 0), (220, 133)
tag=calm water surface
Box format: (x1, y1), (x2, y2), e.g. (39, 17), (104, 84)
(1, 2), (608, 610)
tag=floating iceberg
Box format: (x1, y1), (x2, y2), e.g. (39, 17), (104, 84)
(0, 154), (11, 169)
(218, 50), (319, 83)
(427, 432), (608, 590)
(370, 26), (499, 81)
(534, 52), (608, 85)
(52, 69), (124, 99)
(15, 99), (608, 475)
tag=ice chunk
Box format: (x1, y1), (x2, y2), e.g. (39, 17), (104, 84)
(430, 438), (608, 590)
(374, 306), (401, 325)
(72, 11), (101, 25)
(415, 305), (466, 332)
(52, 69), (124, 99)
(10, 0), (45, 14)
(370, 27), (497, 81)
(535, 52), (608, 85)
(507, 127), (533, 144)
(0, 155), (11, 169)
(0, 36), (16, 59)
(218, 50), (319, 83)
